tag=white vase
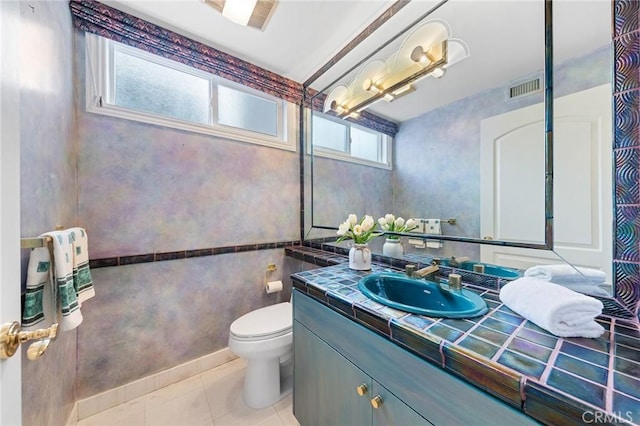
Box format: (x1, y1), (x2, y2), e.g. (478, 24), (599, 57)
(349, 243), (372, 271)
(382, 238), (404, 258)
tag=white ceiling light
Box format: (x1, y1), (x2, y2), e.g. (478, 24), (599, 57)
(205, 0), (278, 30)
(222, 0), (257, 26)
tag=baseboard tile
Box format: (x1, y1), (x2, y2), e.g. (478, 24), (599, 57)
(71, 347), (238, 423)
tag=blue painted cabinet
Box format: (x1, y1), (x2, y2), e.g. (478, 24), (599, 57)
(293, 290), (539, 426)
(294, 320), (431, 425)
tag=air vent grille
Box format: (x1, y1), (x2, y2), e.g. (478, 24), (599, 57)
(508, 78), (541, 99)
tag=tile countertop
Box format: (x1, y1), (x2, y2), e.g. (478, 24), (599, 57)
(288, 249), (640, 426)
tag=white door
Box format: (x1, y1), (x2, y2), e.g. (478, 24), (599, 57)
(480, 84), (612, 283)
(0, 1), (23, 424)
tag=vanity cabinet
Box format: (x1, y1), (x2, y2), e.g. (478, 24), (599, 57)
(293, 290), (539, 426)
(295, 320), (430, 425)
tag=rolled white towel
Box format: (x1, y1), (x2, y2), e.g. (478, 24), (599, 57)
(499, 277), (604, 338)
(524, 264), (606, 285)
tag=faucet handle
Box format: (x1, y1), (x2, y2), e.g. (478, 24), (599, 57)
(448, 273), (462, 292)
(405, 264), (416, 277)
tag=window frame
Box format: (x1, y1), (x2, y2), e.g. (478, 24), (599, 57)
(85, 33), (297, 152)
(307, 110), (392, 170)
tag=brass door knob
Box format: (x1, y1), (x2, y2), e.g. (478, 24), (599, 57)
(371, 395), (383, 409)
(356, 384), (368, 396)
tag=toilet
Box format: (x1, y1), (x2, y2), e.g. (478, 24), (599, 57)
(228, 302), (293, 409)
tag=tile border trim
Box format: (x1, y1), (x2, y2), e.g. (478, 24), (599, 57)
(89, 240), (301, 269)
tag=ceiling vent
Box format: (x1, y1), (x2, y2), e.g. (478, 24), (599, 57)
(507, 75), (542, 100)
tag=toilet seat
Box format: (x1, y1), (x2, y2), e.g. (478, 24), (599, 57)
(230, 302), (292, 341)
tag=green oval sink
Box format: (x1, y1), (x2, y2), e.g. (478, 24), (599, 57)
(358, 272), (488, 319)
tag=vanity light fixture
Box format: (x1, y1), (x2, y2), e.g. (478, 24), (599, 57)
(323, 19), (469, 119)
(205, 0), (278, 30)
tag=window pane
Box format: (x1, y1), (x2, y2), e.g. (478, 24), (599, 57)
(218, 85), (278, 136)
(350, 127), (379, 162)
(312, 115), (348, 152)
(114, 50), (210, 124)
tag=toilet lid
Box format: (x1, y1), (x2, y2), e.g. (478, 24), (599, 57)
(230, 302), (292, 339)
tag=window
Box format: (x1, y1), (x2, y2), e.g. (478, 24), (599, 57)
(310, 113), (391, 169)
(85, 33), (296, 151)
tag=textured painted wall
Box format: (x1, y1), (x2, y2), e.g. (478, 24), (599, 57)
(18, 1), (78, 425)
(72, 30), (301, 397)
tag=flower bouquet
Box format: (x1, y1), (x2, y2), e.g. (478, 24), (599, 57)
(377, 214), (418, 239)
(336, 214), (381, 270)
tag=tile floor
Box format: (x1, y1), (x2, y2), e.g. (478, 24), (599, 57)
(77, 358), (299, 426)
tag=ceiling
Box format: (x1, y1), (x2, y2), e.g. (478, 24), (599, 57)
(102, 0), (612, 123)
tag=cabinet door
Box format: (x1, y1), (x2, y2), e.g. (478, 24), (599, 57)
(371, 381), (433, 426)
(294, 321), (371, 425)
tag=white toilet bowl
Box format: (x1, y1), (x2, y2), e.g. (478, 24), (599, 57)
(228, 302), (292, 409)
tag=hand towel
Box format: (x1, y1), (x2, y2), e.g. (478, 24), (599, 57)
(22, 243), (55, 331)
(48, 230), (84, 331)
(69, 227), (95, 303)
(524, 264), (606, 285)
(499, 277), (604, 338)
(423, 219), (442, 249)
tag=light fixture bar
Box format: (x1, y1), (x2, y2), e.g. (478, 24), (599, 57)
(336, 40), (448, 118)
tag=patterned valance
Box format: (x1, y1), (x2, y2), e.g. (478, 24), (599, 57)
(69, 0), (398, 136)
(69, 0), (303, 104)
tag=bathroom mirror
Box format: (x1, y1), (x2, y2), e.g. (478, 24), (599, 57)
(304, 0), (612, 286)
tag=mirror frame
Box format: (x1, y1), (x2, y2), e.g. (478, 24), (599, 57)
(303, 0), (554, 251)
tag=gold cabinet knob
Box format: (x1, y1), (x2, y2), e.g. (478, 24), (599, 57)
(371, 395), (383, 409)
(356, 384), (368, 396)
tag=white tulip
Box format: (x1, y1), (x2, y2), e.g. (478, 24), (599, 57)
(395, 217), (405, 228)
(378, 217), (386, 227)
(405, 218), (416, 229)
(337, 221), (350, 236)
(353, 224), (363, 236)
(361, 215), (374, 231)
(348, 214), (358, 226)
(384, 213), (395, 225)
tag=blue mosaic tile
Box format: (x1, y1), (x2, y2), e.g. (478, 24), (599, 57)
(497, 350), (546, 379)
(612, 392), (640, 424)
(507, 338), (552, 363)
(490, 310), (524, 326)
(614, 357), (640, 377)
(554, 354), (608, 386)
(615, 332), (640, 349)
(615, 343), (640, 363)
(517, 327), (558, 349)
(390, 321), (442, 365)
(614, 372), (640, 399)
(615, 205), (640, 262)
(547, 369), (606, 409)
(614, 31), (640, 93)
(480, 317), (518, 335)
(524, 321), (553, 335)
(426, 323), (463, 342)
(326, 293), (353, 318)
(615, 148), (640, 205)
(614, 0), (639, 37)
(564, 336), (610, 354)
(470, 326), (510, 346)
(400, 314), (435, 330)
(613, 90), (640, 149)
(560, 341), (609, 367)
(615, 323), (640, 339)
(440, 318), (475, 332)
(615, 91), (640, 149)
(353, 305), (391, 336)
(457, 335), (500, 359)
